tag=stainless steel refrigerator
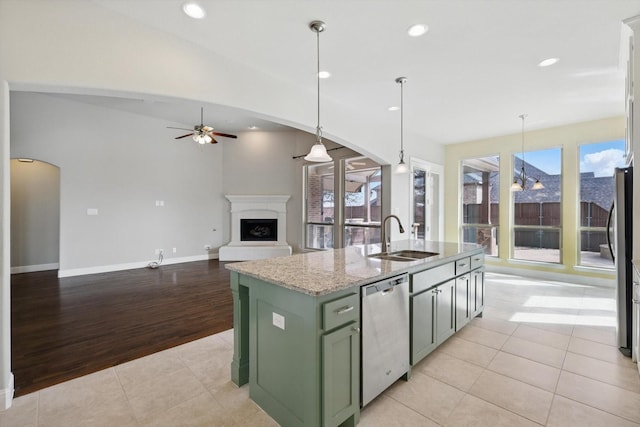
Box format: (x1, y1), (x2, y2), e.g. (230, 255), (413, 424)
(607, 166), (633, 356)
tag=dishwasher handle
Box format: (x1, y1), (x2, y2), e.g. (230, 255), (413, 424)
(363, 273), (408, 296)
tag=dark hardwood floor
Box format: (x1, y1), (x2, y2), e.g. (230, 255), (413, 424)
(11, 259), (233, 397)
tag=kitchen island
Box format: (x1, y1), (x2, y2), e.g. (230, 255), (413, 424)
(226, 240), (484, 427)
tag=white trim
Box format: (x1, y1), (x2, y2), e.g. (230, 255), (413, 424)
(11, 262), (59, 274)
(57, 253), (218, 278)
(0, 373), (13, 410)
(487, 264), (615, 288)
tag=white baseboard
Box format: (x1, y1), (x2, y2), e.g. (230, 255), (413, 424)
(487, 264), (615, 288)
(0, 373), (14, 410)
(11, 263), (59, 274)
(58, 253), (219, 278)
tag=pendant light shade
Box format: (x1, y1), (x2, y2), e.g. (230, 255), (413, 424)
(305, 143), (332, 162)
(304, 20), (332, 163)
(394, 77), (408, 174)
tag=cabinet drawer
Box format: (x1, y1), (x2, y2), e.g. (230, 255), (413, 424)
(455, 257), (471, 275)
(470, 253), (484, 270)
(411, 262), (455, 294)
(323, 293), (359, 331)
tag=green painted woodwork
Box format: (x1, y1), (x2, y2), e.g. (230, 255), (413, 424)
(435, 279), (456, 345)
(230, 271), (250, 386)
(471, 269), (485, 317)
(410, 289), (437, 364)
(322, 323), (359, 427)
(455, 273), (470, 331)
(230, 271), (360, 427)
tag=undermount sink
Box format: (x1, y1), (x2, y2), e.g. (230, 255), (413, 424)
(368, 250), (439, 262)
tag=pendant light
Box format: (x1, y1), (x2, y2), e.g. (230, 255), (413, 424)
(511, 114), (544, 191)
(304, 20), (332, 163)
(394, 77), (409, 174)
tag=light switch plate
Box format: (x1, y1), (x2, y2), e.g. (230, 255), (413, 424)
(87, 208), (98, 216)
(272, 312), (285, 330)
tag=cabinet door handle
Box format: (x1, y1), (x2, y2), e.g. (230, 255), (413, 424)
(336, 305), (354, 315)
(351, 326), (361, 334)
(473, 257), (481, 262)
(458, 263), (467, 267)
(634, 282), (640, 304)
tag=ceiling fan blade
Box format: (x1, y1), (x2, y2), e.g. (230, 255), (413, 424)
(167, 126), (195, 131)
(210, 131), (238, 139)
(209, 137), (219, 144)
(175, 133), (194, 139)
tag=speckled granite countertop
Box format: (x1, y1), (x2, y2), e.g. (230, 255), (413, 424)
(225, 240), (484, 296)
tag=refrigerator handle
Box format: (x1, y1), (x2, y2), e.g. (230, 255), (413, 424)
(606, 201), (615, 263)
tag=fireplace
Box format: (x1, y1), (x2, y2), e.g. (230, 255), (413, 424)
(219, 195), (292, 261)
(241, 219), (277, 242)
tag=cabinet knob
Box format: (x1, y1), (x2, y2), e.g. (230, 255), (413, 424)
(351, 326), (361, 334)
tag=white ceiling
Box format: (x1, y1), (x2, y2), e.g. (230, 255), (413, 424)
(73, 0), (640, 144)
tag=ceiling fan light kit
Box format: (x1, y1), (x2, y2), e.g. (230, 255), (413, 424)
(168, 107), (238, 144)
(304, 20), (333, 163)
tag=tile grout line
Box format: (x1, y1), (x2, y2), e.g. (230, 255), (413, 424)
(111, 366), (143, 427)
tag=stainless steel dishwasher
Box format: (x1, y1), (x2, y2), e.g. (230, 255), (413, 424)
(361, 273), (410, 406)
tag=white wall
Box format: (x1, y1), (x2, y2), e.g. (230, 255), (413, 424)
(10, 92), (225, 275)
(0, 63), (13, 410)
(10, 160), (60, 272)
(221, 130), (320, 253)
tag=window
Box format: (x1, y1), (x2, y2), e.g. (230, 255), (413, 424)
(578, 140), (625, 268)
(512, 148), (562, 263)
(344, 157), (382, 247)
(461, 156), (499, 256)
(304, 162), (334, 249)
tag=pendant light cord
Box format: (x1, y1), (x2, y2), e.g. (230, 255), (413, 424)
(519, 114), (527, 183)
(316, 27), (322, 143)
(395, 77), (407, 164)
(400, 79), (404, 161)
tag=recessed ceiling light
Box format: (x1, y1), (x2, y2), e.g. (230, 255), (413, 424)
(248, 125), (258, 130)
(17, 158), (33, 163)
(538, 58), (559, 67)
(318, 71), (331, 79)
(407, 24), (428, 37)
(182, 2), (206, 19)
(388, 106), (400, 111)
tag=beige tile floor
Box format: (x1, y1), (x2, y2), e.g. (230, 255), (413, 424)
(2, 272), (640, 426)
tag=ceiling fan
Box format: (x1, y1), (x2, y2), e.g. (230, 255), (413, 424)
(167, 107), (238, 144)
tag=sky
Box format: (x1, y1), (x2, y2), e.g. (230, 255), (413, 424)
(515, 139), (626, 177)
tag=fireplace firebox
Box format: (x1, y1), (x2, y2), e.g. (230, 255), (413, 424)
(241, 218), (278, 242)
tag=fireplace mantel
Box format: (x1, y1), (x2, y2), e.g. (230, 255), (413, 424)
(219, 195), (292, 261)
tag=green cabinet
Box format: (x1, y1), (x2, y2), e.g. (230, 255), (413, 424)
(322, 323), (359, 427)
(230, 271), (359, 427)
(471, 268), (485, 318)
(455, 273), (470, 331)
(435, 279), (456, 345)
(410, 279), (455, 364)
(409, 251), (484, 365)
(410, 286), (436, 363)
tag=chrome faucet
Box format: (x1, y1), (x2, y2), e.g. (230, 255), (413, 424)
(381, 215), (405, 253)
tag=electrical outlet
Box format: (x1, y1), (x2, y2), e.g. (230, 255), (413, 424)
(172, 247), (177, 254)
